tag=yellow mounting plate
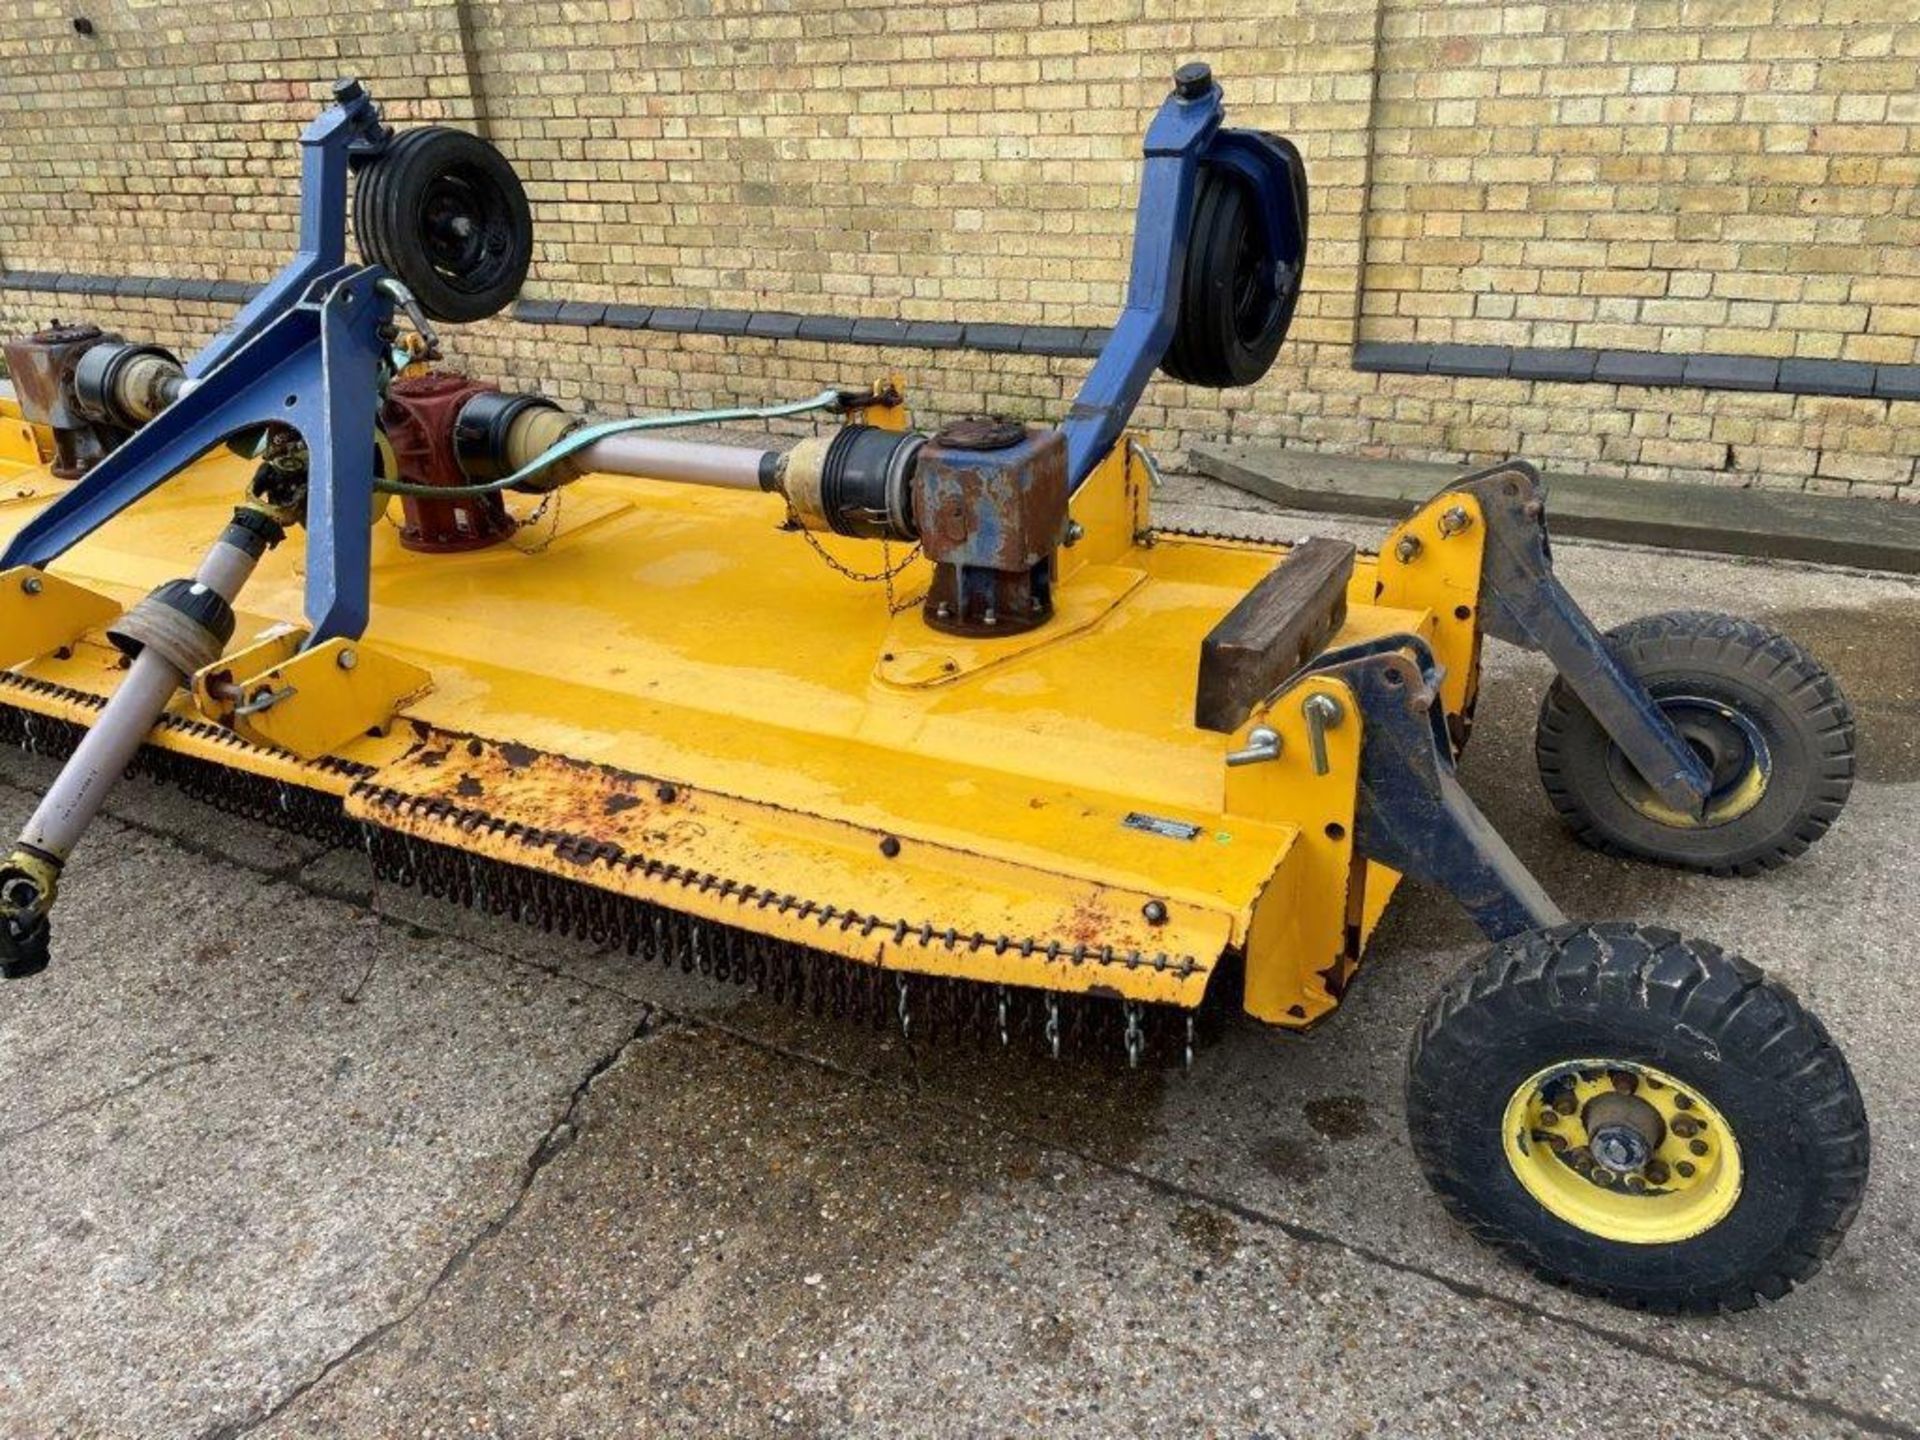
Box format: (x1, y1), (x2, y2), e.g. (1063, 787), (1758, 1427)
(0, 567), (122, 668)
(198, 630), (433, 761)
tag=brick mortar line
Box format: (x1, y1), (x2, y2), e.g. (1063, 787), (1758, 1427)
(10, 270), (1916, 400)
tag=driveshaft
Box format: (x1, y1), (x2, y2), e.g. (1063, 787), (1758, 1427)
(0, 503), (286, 977)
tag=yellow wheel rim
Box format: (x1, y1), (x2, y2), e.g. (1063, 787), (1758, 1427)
(1501, 1059), (1742, 1245)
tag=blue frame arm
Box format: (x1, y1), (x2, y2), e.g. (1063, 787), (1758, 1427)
(192, 79), (390, 377)
(1059, 69), (1308, 493)
(3, 267), (394, 644)
(0, 78), (400, 646)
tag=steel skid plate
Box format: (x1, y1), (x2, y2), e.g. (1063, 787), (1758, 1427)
(0, 426), (1488, 1025)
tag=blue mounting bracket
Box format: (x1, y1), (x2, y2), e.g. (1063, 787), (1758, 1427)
(1444, 462), (1715, 813)
(1059, 65), (1307, 493)
(0, 80), (398, 646)
(1311, 634), (1568, 942)
(3, 268), (395, 644)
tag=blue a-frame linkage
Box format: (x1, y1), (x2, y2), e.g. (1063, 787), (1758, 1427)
(1, 79), (397, 644)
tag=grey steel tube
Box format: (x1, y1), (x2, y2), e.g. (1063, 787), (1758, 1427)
(18, 651), (181, 859)
(570, 433), (775, 491)
(18, 529), (261, 861)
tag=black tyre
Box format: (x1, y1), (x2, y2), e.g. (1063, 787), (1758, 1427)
(1160, 138), (1307, 389)
(353, 126), (533, 324)
(1536, 610), (1853, 875)
(1407, 923), (1867, 1313)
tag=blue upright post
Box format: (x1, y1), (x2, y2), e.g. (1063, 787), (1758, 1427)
(191, 78), (389, 378)
(1058, 64), (1307, 493)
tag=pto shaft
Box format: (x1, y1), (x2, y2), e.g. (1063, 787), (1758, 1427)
(457, 389), (925, 540)
(0, 506), (284, 978)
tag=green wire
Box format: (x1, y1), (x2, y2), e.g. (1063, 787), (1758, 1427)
(372, 388), (844, 499)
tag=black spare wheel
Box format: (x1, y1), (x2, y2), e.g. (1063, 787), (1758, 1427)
(1161, 135), (1308, 389)
(354, 126), (534, 324)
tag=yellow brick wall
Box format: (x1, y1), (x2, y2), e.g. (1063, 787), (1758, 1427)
(1367, 0), (1920, 364)
(1, 0), (1915, 498)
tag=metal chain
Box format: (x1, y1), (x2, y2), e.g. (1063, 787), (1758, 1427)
(509, 489), (565, 555)
(785, 507), (925, 613)
(1123, 1002), (1144, 1070)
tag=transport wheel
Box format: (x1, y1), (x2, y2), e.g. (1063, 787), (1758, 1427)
(1407, 922), (1868, 1313)
(1535, 610), (1853, 875)
(353, 126), (533, 324)
(1160, 137), (1307, 388)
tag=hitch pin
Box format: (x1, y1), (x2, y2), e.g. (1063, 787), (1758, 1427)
(1225, 725), (1282, 768)
(235, 684), (297, 717)
(1302, 693), (1345, 776)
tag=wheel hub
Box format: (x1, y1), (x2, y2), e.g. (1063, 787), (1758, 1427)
(1584, 1091), (1663, 1173)
(1501, 1060), (1742, 1244)
(1608, 694), (1772, 829)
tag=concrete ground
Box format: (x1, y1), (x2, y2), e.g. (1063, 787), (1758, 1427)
(0, 474), (1916, 1439)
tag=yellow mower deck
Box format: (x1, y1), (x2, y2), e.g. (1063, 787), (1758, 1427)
(0, 398), (1491, 1027)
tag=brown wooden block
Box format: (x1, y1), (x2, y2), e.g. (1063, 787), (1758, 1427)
(1194, 536), (1356, 735)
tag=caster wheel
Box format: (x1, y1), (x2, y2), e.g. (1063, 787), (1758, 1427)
(353, 126), (534, 324)
(1407, 923), (1868, 1313)
(1536, 610), (1854, 874)
(1160, 135), (1307, 389)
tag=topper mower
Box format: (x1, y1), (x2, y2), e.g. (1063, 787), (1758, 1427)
(0, 67), (1867, 1312)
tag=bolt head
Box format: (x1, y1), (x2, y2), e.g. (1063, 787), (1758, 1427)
(1173, 62), (1213, 100)
(1142, 899), (1169, 926)
(21, 576), (43, 596)
(336, 648), (358, 670)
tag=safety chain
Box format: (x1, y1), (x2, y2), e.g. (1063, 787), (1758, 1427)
(784, 506), (925, 614)
(509, 489), (566, 555)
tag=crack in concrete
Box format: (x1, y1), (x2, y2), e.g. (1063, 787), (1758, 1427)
(0, 1052), (214, 1152)
(2, 769), (1906, 1440)
(189, 1005), (667, 1440)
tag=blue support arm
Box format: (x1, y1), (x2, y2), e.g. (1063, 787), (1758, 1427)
(0, 78), (400, 646)
(1059, 66), (1308, 492)
(191, 78), (390, 378)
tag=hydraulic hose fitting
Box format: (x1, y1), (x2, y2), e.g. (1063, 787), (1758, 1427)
(0, 847), (60, 979)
